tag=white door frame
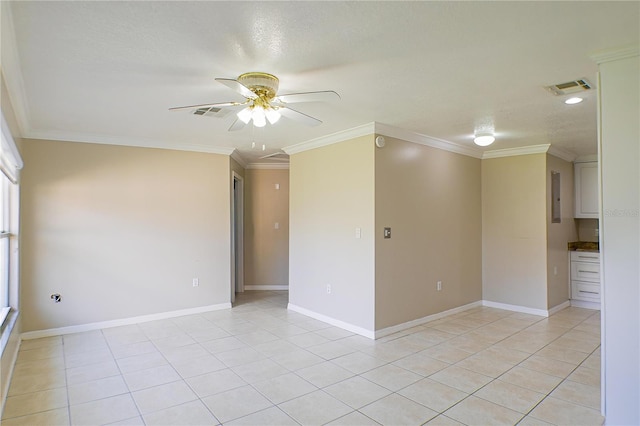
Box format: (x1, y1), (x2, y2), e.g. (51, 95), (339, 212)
(231, 171), (244, 303)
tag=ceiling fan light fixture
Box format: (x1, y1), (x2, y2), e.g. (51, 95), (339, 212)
(474, 132), (495, 146)
(265, 108), (281, 125)
(252, 106), (266, 127)
(237, 107), (252, 124)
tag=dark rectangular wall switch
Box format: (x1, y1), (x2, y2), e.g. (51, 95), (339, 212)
(384, 227), (391, 239)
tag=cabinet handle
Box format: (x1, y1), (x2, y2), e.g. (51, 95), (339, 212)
(578, 256), (598, 260)
(578, 270), (598, 274)
(579, 290), (599, 295)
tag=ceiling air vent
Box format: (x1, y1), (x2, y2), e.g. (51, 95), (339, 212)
(193, 106), (222, 116)
(545, 78), (591, 96)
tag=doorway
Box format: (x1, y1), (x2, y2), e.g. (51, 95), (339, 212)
(231, 172), (244, 304)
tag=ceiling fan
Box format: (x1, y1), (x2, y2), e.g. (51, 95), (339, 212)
(170, 72), (340, 131)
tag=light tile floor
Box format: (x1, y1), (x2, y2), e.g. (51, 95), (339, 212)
(2, 291), (603, 425)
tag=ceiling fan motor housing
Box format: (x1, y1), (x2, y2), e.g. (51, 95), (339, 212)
(238, 72), (280, 101)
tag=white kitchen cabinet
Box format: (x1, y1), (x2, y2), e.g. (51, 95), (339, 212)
(570, 251), (600, 305)
(574, 162), (598, 218)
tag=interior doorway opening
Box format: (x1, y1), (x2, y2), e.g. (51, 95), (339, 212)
(231, 172), (244, 304)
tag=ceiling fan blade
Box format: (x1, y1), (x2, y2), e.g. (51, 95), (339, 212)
(228, 117), (246, 131)
(215, 78), (258, 99)
(278, 107), (322, 127)
(275, 91), (341, 104)
(259, 151), (289, 160)
(169, 101), (243, 111)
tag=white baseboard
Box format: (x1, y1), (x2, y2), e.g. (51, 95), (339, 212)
(482, 300), (550, 317)
(374, 301), (483, 339)
(21, 302), (232, 340)
(287, 303), (375, 339)
(548, 300), (571, 315)
(570, 299), (601, 310)
(244, 285), (288, 291)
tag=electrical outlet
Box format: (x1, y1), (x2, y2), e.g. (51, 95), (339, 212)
(437, 281), (442, 291)
(192, 278), (199, 287)
(326, 284), (331, 294)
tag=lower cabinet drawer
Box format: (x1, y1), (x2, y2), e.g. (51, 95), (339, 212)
(571, 262), (600, 282)
(572, 281), (601, 302)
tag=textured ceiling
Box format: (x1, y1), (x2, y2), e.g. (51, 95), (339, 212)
(1, 1), (639, 164)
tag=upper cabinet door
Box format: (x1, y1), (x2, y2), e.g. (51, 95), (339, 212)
(575, 162), (599, 218)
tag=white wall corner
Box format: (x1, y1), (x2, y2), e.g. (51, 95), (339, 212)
(282, 123), (375, 155)
(21, 303), (232, 340)
(482, 300), (550, 317)
(482, 144), (551, 159)
(287, 303), (375, 339)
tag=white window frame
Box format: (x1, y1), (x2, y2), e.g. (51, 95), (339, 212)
(0, 110), (22, 330)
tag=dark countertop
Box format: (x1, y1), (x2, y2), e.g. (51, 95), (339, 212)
(568, 241), (599, 252)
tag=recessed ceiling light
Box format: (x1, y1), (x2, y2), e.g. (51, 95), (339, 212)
(474, 133), (495, 147)
(565, 97), (584, 105)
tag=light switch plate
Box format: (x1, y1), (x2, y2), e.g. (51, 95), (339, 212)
(384, 227), (391, 239)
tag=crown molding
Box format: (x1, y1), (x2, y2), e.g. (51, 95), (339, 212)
(246, 163), (289, 170)
(230, 150), (248, 168)
(23, 129), (235, 155)
(282, 123), (375, 155)
(1, 2), (31, 137)
(374, 123), (483, 159)
(482, 144), (551, 159)
(547, 145), (577, 162)
(590, 45), (639, 64)
(575, 154), (598, 163)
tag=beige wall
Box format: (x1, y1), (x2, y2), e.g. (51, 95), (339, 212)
(244, 168), (289, 288)
(374, 137), (482, 329)
(482, 154), (548, 310)
(20, 140), (232, 332)
(546, 154), (577, 309)
(289, 136), (375, 331)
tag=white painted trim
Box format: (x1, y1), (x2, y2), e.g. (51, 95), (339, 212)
(482, 144), (551, 159)
(590, 45), (639, 64)
(21, 303), (231, 340)
(374, 301), (483, 339)
(575, 154), (598, 163)
(570, 299), (601, 310)
(0, 329), (20, 416)
(22, 129), (236, 156)
(374, 123), (483, 159)
(245, 285), (288, 290)
(283, 123), (375, 155)
(230, 150), (248, 168)
(245, 163), (290, 170)
(287, 303), (375, 339)
(482, 300), (549, 317)
(548, 146), (577, 163)
(0, 3), (30, 137)
(548, 300), (571, 316)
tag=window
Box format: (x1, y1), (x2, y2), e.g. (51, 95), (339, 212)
(0, 111), (22, 329)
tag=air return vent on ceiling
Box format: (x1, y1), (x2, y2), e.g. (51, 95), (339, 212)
(545, 78), (592, 96)
(193, 107), (221, 116)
